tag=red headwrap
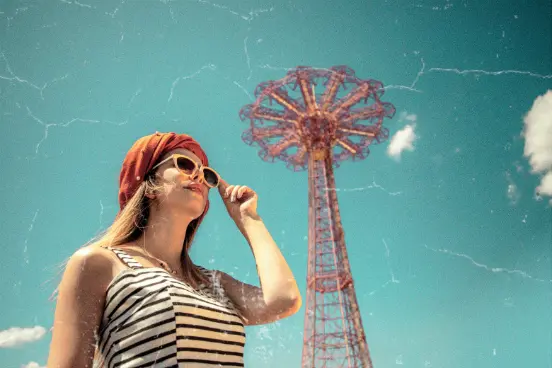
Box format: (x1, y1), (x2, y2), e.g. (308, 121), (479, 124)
(118, 131), (210, 222)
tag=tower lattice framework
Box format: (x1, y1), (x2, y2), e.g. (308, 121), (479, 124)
(239, 66), (395, 367)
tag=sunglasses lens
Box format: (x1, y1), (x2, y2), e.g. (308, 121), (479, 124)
(175, 156), (219, 187)
(176, 156), (196, 174)
(203, 168), (219, 187)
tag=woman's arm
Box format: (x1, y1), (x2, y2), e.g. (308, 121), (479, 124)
(220, 215), (302, 326)
(47, 246), (113, 368)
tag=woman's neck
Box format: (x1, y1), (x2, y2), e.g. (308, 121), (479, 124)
(137, 208), (193, 272)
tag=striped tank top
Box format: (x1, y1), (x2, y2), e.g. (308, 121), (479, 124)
(93, 247), (246, 367)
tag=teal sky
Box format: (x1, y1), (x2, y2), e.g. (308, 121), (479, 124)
(1, 1), (551, 367)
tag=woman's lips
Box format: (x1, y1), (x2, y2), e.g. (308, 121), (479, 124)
(184, 185), (204, 196)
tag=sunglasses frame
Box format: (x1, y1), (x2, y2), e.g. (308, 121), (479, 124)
(151, 154), (221, 188)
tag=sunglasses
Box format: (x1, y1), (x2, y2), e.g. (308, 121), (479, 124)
(151, 154), (220, 188)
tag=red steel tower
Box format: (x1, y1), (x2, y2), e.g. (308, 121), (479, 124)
(239, 66), (395, 367)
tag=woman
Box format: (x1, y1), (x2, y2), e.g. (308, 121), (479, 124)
(47, 132), (302, 367)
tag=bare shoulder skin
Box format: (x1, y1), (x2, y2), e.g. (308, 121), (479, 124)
(47, 245), (120, 368)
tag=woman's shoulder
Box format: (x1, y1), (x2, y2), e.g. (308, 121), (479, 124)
(71, 244), (119, 266)
(64, 245), (120, 287)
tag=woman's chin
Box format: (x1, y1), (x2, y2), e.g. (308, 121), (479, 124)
(163, 193), (206, 217)
(180, 202), (206, 219)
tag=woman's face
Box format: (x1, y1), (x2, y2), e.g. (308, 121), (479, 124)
(152, 148), (211, 218)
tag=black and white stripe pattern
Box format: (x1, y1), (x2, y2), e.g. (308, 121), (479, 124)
(94, 247), (245, 367)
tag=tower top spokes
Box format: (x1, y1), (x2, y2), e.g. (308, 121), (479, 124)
(239, 65), (396, 171)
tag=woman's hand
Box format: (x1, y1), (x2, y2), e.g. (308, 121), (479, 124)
(218, 179), (259, 224)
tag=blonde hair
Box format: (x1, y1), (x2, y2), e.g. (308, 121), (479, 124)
(92, 172), (209, 288)
(101, 173), (209, 288)
(50, 171), (209, 304)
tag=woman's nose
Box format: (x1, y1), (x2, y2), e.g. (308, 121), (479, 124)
(190, 168), (205, 184)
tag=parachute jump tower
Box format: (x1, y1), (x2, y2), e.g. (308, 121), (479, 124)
(239, 66), (395, 367)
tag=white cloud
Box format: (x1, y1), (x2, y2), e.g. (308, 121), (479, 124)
(21, 362), (46, 368)
(0, 326), (47, 348)
(539, 171), (552, 196)
(523, 90), (552, 200)
(387, 124), (417, 160)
